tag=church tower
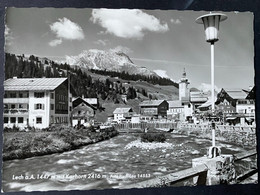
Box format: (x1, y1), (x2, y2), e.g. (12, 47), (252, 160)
(179, 68), (190, 101)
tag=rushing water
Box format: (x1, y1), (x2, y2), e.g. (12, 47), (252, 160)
(2, 133), (256, 192)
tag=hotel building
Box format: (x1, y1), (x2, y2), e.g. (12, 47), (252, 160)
(3, 77), (72, 129)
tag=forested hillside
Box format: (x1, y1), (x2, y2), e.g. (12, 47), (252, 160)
(5, 53), (170, 104)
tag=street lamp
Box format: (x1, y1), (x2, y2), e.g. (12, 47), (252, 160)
(196, 12), (227, 157)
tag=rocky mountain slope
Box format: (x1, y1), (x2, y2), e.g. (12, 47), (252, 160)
(65, 49), (158, 77)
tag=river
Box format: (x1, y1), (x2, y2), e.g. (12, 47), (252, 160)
(2, 133), (256, 192)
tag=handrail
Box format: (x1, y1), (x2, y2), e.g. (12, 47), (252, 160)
(124, 164), (208, 189)
(233, 149), (257, 161)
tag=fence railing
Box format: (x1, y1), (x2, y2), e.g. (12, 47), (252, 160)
(114, 122), (177, 131)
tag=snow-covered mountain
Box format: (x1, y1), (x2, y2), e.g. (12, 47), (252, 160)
(65, 49), (158, 77)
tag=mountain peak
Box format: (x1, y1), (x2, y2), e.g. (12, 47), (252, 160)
(65, 49), (156, 76)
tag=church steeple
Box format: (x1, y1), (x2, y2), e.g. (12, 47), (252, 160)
(182, 68), (186, 78)
(179, 68), (190, 101)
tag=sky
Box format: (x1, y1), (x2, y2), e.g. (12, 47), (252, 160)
(5, 8), (254, 90)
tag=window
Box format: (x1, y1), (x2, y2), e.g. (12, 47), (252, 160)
(18, 117), (24, 123)
(36, 117), (42, 124)
(19, 104), (23, 109)
(35, 104), (44, 110)
(10, 93), (16, 98)
(10, 117), (16, 123)
(4, 117), (8, 123)
(70, 106), (72, 111)
(78, 111), (81, 115)
(11, 104), (15, 109)
(34, 92), (44, 98)
(19, 93), (23, 98)
(51, 93), (54, 99)
(4, 93), (7, 98)
(4, 104), (8, 109)
(51, 104), (54, 110)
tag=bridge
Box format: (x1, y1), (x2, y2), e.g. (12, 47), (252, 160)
(123, 149), (257, 188)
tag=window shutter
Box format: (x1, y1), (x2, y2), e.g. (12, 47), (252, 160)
(42, 104), (45, 110)
(34, 104), (36, 109)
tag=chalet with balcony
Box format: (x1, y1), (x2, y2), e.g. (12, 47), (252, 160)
(140, 100), (169, 119)
(113, 107), (134, 123)
(215, 88), (255, 125)
(71, 97), (96, 127)
(4, 77), (73, 129)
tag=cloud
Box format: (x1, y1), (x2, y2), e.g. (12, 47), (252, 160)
(94, 39), (109, 46)
(49, 17), (84, 46)
(170, 18), (181, 24)
(49, 39), (62, 47)
(109, 46), (133, 54)
(90, 9), (169, 39)
(198, 83), (220, 93)
(5, 25), (14, 46)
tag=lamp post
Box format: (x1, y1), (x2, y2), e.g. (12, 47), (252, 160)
(196, 13), (227, 157)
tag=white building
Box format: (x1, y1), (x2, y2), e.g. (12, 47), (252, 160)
(4, 77), (72, 129)
(113, 107), (133, 123)
(167, 100), (185, 121)
(131, 114), (140, 123)
(236, 99), (255, 125)
(179, 69), (190, 101)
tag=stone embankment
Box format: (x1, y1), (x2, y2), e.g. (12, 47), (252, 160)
(174, 123), (256, 148)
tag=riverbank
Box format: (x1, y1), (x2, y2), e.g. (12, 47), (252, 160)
(173, 125), (256, 149)
(3, 125), (118, 161)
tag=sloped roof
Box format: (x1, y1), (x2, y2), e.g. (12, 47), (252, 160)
(190, 91), (208, 103)
(113, 107), (132, 114)
(4, 78), (67, 91)
(72, 97), (97, 110)
(198, 97), (217, 108)
(168, 100), (183, 108)
(84, 98), (98, 105)
(139, 100), (165, 106)
(225, 89), (248, 99)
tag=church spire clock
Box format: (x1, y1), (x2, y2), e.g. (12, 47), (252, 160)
(179, 68), (190, 101)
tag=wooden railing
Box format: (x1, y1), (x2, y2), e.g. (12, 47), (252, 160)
(233, 149), (257, 183)
(124, 164), (208, 188)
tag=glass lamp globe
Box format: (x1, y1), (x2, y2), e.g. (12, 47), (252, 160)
(196, 13), (227, 43)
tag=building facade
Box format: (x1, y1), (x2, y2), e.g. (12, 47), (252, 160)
(4, 77), (72, 129)
(167, 100), (185, 121)
(113, 107), (134, 123)
(140, 100), (169, 119)
(71, 97), (96, 127)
